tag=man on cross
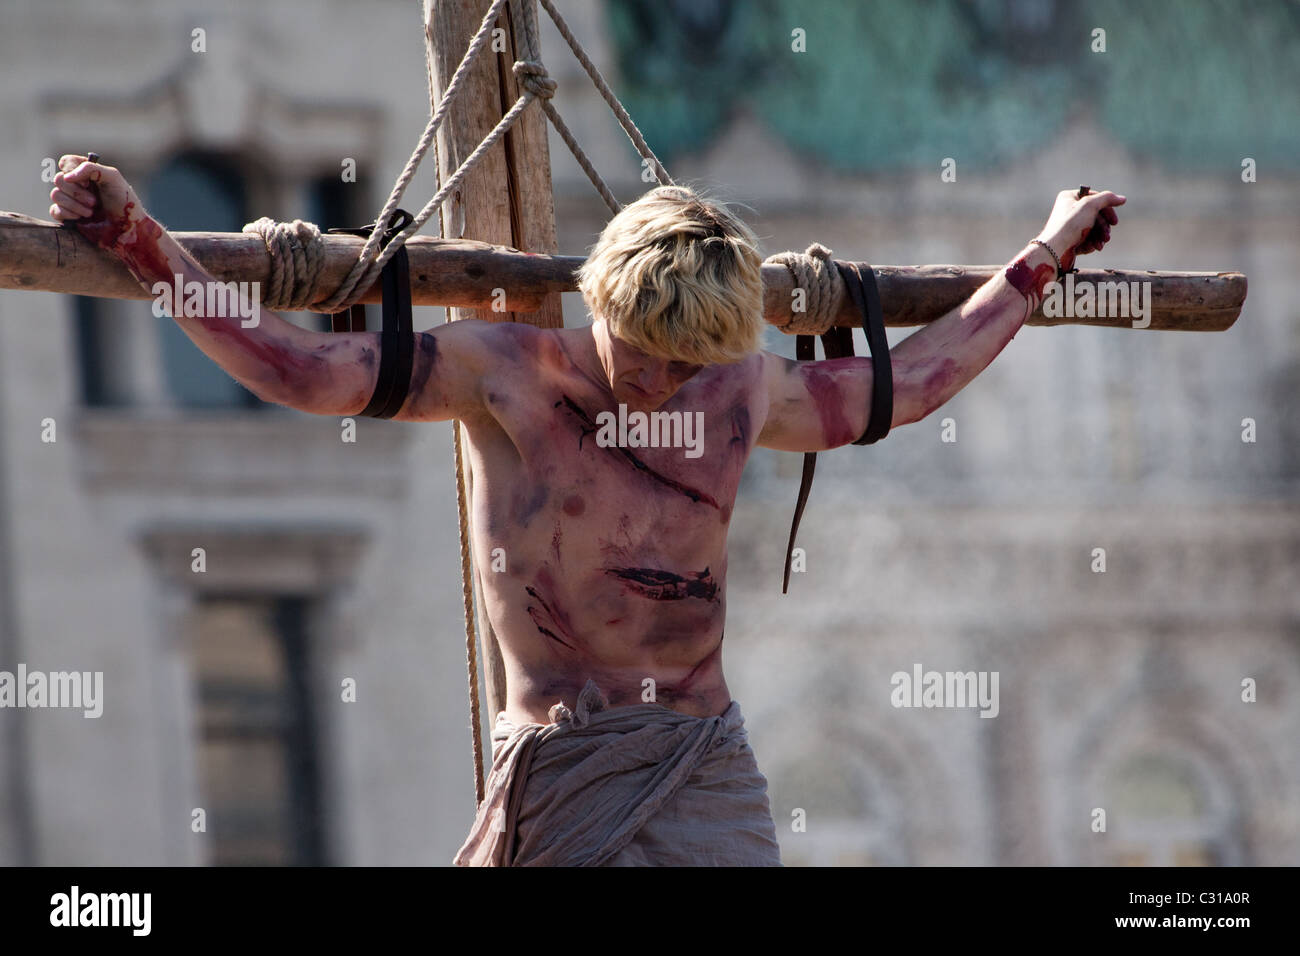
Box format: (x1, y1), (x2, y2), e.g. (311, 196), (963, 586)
(50, 155), (1123, 866)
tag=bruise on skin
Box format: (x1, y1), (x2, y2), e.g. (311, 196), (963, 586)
(511, 483), (549, 527)
(404, 334), (439, 410)
(493, 322), (529, 362)
(598, 535), (630, 564)
(911, 355), (962, 419)
(604, 565), (719, 602)
(535, 671), (643, 711)
(655, 636), (724, 706)
(555, 395), (721, 509)
(800, 365), (859, 447)
(729, 405), (750, 453)
(561, 494), (585, 516)
(960, 297), (1005, 334)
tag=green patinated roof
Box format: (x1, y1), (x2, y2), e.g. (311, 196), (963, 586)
(606, 0), (1300, 172)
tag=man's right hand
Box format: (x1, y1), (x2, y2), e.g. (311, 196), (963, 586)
(49, 154), (147, 250)
(1035, 187), (1126, 272)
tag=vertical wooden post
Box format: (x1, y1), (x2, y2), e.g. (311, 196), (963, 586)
(429, 0), (564, 722)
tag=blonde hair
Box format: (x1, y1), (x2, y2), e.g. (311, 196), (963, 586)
(577, 185), (764, 365)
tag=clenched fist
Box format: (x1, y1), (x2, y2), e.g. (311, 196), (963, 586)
(1035, 187), (1126, 271)
(49, 154), (148, 250)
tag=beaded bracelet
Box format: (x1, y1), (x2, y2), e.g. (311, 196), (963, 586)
(1030, 238), (1064, 278)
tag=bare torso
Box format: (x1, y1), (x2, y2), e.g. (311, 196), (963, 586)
(49, 158), (1118, 731)
(460, 323), (761, 725)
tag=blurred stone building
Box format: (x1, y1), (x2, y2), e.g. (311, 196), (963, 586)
(0, 0), (1295, 865)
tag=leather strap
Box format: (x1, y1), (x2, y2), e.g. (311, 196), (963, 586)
(782, 261), (892, 593)
(845, 262), (892, 445)
(322, 210), (416, 419)
(361, 243), (415, 419)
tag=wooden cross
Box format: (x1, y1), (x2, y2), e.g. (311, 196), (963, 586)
(0, 212), (1248, 333)
(0, 0), (1249, 730)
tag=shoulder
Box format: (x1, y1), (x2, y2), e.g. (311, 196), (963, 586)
(433, 320), (559, 374)
(682, 349), (766, 391)
(490, 321), (569, 368)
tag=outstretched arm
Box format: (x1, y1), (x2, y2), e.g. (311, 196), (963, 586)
(50, 154), (494, 421)
(758, 188), (1126, 452)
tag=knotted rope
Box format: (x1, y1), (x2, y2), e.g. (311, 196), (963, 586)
(243, 0), (674, 315)
(764, 242), (846, 335)
(240, 218), (328, 312)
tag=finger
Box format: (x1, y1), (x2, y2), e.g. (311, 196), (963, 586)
(50, 202), (87, 222)
(58, 154), (88, 174)
(64, 161), (104, 185)
(1102, 206), (1118, 225)
(52, 173), (97, 207)
(1084, 191), (1125, 210)
(50, 187), (93, 219)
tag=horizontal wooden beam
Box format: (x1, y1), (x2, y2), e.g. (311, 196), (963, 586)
(0, 212), (1245, 331)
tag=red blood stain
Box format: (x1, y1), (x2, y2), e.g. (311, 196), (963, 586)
(562, 494), (585, 516)
(912, 356), (962, 418)
(1005, 256), (1056, 301)
(100, 213), (173, 287)
(87, 212), (324, 400)
(77, 200), (138, 252)
(802, 366), (857, 446)
(198, 315), (321, 389)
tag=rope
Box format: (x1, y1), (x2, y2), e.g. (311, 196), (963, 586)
(536, 0), (673, 187)
(247, 0), (677, 312)
(240, 218), (328, 312)
(453, 421), (486, 806)
(314, 0), (511, 313)
(765, 243), (845, 335)
(241, 0), (685, 804)
(424, 4), (488, 810)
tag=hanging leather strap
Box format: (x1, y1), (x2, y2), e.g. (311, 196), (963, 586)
(322, 210), (416, 419)
(782, 261), (892, 593)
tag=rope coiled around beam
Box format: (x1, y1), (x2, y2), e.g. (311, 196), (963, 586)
(241, 218), (328, 312)
(764, 242), (845, 335)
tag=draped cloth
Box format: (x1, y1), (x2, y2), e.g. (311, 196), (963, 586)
(453, 679), (782, 866)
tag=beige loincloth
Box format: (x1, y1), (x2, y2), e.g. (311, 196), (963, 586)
(453, 679), (782, 866)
